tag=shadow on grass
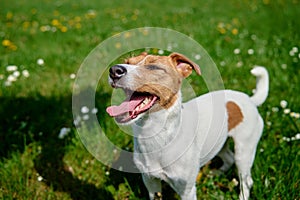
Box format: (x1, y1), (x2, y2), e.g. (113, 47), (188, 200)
(0, 93), (113, 199)
(0, 91), (179, 199)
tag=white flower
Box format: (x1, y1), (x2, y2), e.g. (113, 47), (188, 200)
(232, 178), (239, 186)
(290, 112), (296, 118)
(281, 63), (287, 69)
(280, 100), (288, 108)
(113, 149), (118, 154)
(37, 58), (45, 66)
(272, 107), (279, 112)
(295, 133), (300, 140)
(7, 74), (17, 82)
(236, 61), (243, 68)
(251, 34), (257, 40)
(82, 114), (89, 121)
(260, 148), (264, 153)
(22, 70), (30, 78)
(289, 50), (295, 57)
(248, 49), (254, 55)
(73, 116), (81, 126)
(91, 108), (98, 114)
(37, 176), (43, 182)
(194, 54), (201, 60)
(282, 136), (290, 142)
(283, 108), (290, 114)
(220, 61), (226, 67)
(292, 47), (298, 53)
(233, 48), (241, 54)
(158, 49), (164, 55)
(70, 73), (76, 79)
(13, 71), (20, 78)
(58, 127), (71, 139)
(4, 80), (12, 86)
(81, 106), (89, 113)
(6, 65), (18, 72)
(51, 27), (57, 32)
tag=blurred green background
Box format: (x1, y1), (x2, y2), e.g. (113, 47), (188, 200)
(0, 0), (299, 199)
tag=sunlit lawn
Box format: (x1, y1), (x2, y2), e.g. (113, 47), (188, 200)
(0, 0), (299, 199)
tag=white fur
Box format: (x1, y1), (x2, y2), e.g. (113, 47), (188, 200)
(111, 65), (269, 200)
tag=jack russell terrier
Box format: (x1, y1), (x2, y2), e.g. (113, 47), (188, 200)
(106, 52), (269, 200)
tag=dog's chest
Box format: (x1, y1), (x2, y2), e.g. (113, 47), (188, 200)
(133, 149), (167, 179)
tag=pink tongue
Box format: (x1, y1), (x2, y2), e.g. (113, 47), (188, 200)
(106, 96), (145, 117)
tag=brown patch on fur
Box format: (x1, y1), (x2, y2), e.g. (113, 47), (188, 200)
(126, 52), (201, 78)
(226, 101), (244, 131)
(124, 52), (200, 110)
(136, 84), (178, 110)
(125, 52), (148, 65)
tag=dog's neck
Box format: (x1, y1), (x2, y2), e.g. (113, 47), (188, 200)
(132, 92), (182, 153)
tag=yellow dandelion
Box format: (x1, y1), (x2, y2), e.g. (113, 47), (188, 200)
(85, 10), (97, 19)
(6, 12), (13, 20)
(232, 18), (240, 26)
(53, 10), (60, 16)
(124, 32), (131, 38)
(68, 19), (75, 26)
(152, 48), (158, 54)
(32, 21), (39, 28)
(2, 39), (17, 51)
(217, 22), (225, 28)
(60, 26), (68, 32)
(51, 19), (60, 26)
(217, 22), (227, 34)
(74, 16), (81, 22)
(31, 8), (37, 14)
(232, 28), (239, 35)
(9, 44), (17, 51)
(22, 21), (30, 29)
(133, 9), (140, 15)
(75, 23), (82, 29)
(2, 39), (12, 47)
(226, 23), (232, 30)
(218, 27), (226, 34)
(40, 25), (50, 32)
(131, 14), (138, 21)
(6, 22), (13, 27)
(115, 42), (121, 49)
(142, 29), (149, 36)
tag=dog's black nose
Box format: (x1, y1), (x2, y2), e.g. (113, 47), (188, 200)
(109, 65), (127, 80)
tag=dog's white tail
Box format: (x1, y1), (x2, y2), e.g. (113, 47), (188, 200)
(250, 66), (269, 106)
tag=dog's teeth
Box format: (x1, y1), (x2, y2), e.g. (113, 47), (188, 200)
(134, 97), (153, 112)
(143, 98), (148, 104)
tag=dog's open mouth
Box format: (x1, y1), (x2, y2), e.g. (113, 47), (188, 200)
(106, 92), (158, 123)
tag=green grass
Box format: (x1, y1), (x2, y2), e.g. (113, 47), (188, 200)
(1, 0), (299, 199)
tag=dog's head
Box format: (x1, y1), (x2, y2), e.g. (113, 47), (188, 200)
(106, 52), (201, 124)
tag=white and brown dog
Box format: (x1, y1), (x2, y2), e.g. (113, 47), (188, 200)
(106, 52), (269, 200)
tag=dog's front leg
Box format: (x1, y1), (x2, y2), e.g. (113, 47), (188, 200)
(142, 174), (162, 200)
(178, 185), (197, 200)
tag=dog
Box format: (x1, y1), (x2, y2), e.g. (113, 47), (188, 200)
(106, 52), (269, 200)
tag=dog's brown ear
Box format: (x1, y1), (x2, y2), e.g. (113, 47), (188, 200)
(170, 52), (201, 77)
(125, 52), (148, 65)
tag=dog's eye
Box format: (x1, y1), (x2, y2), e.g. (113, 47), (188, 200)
(145, 65), (166, 72)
